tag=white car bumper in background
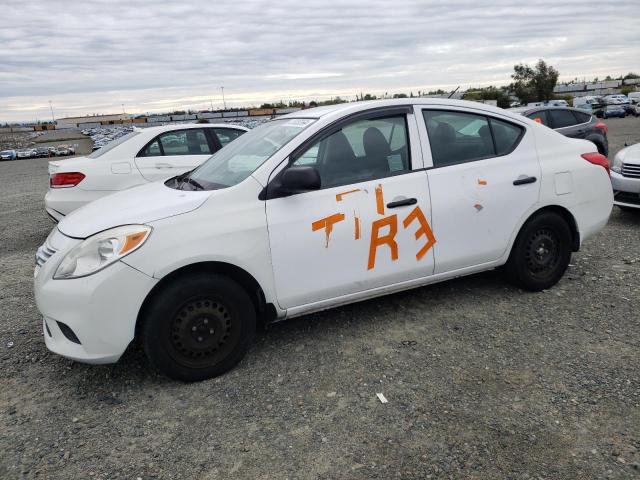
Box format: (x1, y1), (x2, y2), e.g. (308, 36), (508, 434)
(610, 170), (640, 208)
(34, 233), (158, 363)
(44, 188), (111, 221)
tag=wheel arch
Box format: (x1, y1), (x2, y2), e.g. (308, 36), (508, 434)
(135, 261), (277, 339)
(514, 205), (580, 254)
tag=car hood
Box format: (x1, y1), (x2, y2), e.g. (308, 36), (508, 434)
(616, 143), (640, 165)
(57, 181), (212, 238)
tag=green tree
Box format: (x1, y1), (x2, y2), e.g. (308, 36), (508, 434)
(510, 59), (559, 104)
(463, 86), (511, 108)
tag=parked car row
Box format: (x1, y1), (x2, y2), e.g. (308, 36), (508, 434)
(0, 145), (76, 160)
(35, 100), (614, 381)
(83, 125), (135, 151)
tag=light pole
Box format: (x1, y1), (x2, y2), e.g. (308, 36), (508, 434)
(209, 99), (214, 112)
(48, 100), (55, 123)
(220, 86), (226, 110)
(122, 103), (125, 114)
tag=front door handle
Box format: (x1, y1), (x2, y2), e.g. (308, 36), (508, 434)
(513, 176), (537, 186)
(387, 197), (417, 208)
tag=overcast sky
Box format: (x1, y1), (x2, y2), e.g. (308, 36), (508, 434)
(1, 0), (639, 122)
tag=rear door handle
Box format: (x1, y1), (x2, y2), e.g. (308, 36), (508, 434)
(513, 176), (537, 186)
(155, 162), (173, 169)
(387, 197), (417, 208)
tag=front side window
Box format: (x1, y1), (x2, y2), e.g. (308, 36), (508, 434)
(160, 129), (211, 155)
(291, 115), (410, 189)
(423, 110), (523, 167)
(214, 128), (245, 147)
(549, 110), (578, 128)
(187, 118), (315, 190)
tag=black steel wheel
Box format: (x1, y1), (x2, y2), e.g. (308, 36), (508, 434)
(505, 212), (572, 291)
(141, 273), (256, 381)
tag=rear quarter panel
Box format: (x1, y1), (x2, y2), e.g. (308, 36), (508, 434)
(532, 125), (613, 244)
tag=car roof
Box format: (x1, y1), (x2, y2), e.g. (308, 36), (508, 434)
(282, 98), (526, 122)
(136, 123), (248, 134)
(513, 106), (592, 115)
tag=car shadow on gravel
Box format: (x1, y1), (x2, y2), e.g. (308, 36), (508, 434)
(43, 267), (516, 390)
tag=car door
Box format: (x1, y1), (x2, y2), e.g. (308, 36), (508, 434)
(417, 107), (540, 274)
(265, 108), (436, 309)
(134, 128), (216, 181)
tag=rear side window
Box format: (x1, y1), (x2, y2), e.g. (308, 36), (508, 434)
(422, 110), (523, 167)
(573, 111), (591, 123)
(491, 118), (523, 156)
(160, 129), (211, 155)
(526, 111), (549, 126)
(141, 139), (162, 157)
(214, 128), (245, 147)
(549, 110), (578, 128)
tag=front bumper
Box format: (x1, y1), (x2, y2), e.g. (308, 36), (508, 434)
(34, 240), (158, 364)
(610, 170), (640, 208)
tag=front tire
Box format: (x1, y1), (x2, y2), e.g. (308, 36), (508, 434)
(505, 212), (572, 291)
(141, 273), (256, 381)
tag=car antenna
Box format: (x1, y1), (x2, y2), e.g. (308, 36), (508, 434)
(448, 86), (460, 99)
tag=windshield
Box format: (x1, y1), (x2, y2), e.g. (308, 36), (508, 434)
(185, 118), (315, 190)
(88, 131), (139, 158)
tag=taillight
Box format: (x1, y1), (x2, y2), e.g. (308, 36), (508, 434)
(581, 152), (610, 176)
(50, 172), (85, 188)
(594, 121), (608, 135)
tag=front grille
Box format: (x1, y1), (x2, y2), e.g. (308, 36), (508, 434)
(614, 191), (640, 205)
(35, 242), (57, 267)
(621, 162), (640, 178)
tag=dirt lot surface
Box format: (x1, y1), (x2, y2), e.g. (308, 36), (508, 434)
(1, 117), (639, 479)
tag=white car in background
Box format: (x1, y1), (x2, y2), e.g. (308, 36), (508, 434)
(45, 123), (248, 221)
(34, 99), (612, 381)
(611, 143), (640, 210)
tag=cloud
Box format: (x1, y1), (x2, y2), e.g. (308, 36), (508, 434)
(0, 0), (639, 121)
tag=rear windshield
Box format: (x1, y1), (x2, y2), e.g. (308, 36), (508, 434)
(88, 131), (139, 158)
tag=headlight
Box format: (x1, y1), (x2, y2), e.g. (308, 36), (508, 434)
(54, 225), (151, 279)
(611, 153), (623, 174)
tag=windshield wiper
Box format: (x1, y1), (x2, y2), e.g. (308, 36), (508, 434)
(182, 177), (205, 191)
(176, 170), (205, 191)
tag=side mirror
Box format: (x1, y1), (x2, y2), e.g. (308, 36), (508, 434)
(280, 166), (321, 194)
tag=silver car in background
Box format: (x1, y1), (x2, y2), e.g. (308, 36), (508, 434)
(611, 143), (640, 210)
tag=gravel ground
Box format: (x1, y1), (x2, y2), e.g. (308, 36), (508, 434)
(1, 117), (639, 479)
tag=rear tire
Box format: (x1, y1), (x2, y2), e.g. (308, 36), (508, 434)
(505, 212), (572, 291)
(141, 273), (256, 382)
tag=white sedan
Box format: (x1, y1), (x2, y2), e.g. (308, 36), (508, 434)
(34, 99), (612, 381)
(45, 123), (248, 221)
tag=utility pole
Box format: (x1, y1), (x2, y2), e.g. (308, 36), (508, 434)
(122, 103), (125, 114)
(209, 99), (214, 111)
(220, 86), (227, 110)
(48, 100), (55, 123)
